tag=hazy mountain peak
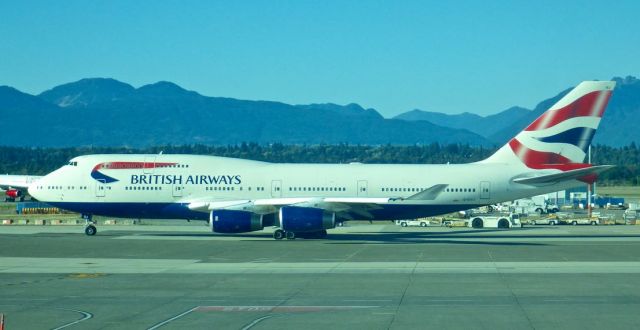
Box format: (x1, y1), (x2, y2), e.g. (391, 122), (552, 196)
(296, 102), (383, 120)
(0, 85), (59, 111)
(38, 78), (135, 108)
(137, 81), (199, 97)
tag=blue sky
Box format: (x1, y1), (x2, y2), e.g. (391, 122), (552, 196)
(1, 1), (639, 117)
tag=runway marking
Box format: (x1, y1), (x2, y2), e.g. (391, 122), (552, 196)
(147, 305), (378, 328)
(5, 258), (640, 274)
(68, 273), (106, 279)
(147, 306), (197, 330)
(241, 315), (276, 330)
(51, 308), (93, 330)
(195, 305), (377, 312)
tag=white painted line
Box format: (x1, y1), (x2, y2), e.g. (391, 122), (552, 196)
(196, 305), (378, 313)
(51, 309), (93, 330)
(147, 306), (197, 330)
(4, 258), (640, 274)
(241, 315), (276, 330)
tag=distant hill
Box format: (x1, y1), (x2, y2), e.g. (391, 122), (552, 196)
(395, 76), (640, 146)
(394, 106), (530, 137)
(1, 76), (638, 147)
(0, 78), (490, 147)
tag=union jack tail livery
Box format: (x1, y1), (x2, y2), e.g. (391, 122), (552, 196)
(485, 81), (615, 171)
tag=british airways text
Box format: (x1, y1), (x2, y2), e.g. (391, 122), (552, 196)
(130, 174), (241, 185)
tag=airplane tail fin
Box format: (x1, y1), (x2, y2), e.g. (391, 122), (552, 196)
(483, 81), (615, 171)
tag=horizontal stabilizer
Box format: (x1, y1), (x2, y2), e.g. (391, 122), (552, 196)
(512, 165), (614, 185)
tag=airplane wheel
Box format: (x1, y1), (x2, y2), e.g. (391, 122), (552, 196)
(273, 229), (285, 240)
(85, 225), (97, 236)
(286, 231), (296, 240)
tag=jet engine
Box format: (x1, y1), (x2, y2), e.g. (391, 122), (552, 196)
(5, 189), (21, 199)
(210, 210), (263, 233)
(279, 206), (335, 232)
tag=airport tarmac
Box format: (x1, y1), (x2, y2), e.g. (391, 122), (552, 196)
(2, 224), (640, 329)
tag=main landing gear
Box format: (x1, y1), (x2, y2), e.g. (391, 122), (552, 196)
(273, 229), (328, 240)
(82, 214), (97, 236)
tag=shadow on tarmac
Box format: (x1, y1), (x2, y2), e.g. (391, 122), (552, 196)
(128, 224), (640, 246)
(140, 229), (550, 246)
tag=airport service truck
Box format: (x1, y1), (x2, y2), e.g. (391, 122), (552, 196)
(395, 219), (430, 227)
(468, 213), (522, 229)
(512, 197), (559, 215)
(529, 216), (560, 226)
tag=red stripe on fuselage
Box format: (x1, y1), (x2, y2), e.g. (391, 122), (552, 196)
(92, 162), (177, 171)
(525, 90), (611, 131)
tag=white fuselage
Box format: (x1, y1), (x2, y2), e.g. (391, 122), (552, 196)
(28, 154), (582, 221)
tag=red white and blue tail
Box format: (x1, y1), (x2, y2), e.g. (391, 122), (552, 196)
(484, 81), (615, 171)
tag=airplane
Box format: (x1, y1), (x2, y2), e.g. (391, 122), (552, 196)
(0, 175), (42, 202)
(26, 81), (615, 239)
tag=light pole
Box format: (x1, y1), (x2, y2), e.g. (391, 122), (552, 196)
(588, 145), (592, 219)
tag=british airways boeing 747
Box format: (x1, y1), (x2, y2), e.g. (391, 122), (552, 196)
(19, 81), (615, 239)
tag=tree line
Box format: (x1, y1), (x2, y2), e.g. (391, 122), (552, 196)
(0, 143), (638, 185)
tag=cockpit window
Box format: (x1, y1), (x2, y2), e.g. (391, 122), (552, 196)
(67, 161), (78, 166)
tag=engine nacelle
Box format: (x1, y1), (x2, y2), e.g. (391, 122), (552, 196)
(210, 210), (263, 233)
(279, 206), (335, 232)
(5, 189), (21, 199)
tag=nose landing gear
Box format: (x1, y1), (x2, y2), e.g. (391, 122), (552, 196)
(84, 225), (97, 236)
(82, 214), (97, 236)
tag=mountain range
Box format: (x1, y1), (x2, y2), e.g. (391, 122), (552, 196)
(395, 76), (640, 146)
(0, 76), (638, 147)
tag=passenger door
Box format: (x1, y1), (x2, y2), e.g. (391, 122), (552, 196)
(172, 183), (183, 198)
(479, 181), (491, 199)
(96, 179), (106, 197)
(271, 180), (282, 198)
(357, 180), (368, 197)
(144, 156), (156, 174)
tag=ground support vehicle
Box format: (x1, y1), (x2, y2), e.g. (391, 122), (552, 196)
(468, 213), (521, 229)
(565, 218), (599, 226)
(396, 219), (430, 227)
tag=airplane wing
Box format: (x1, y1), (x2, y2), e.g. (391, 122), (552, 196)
(0, 175), (41, 190)
(512, 165), (613, 185)
(187, 184), (449, 219)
